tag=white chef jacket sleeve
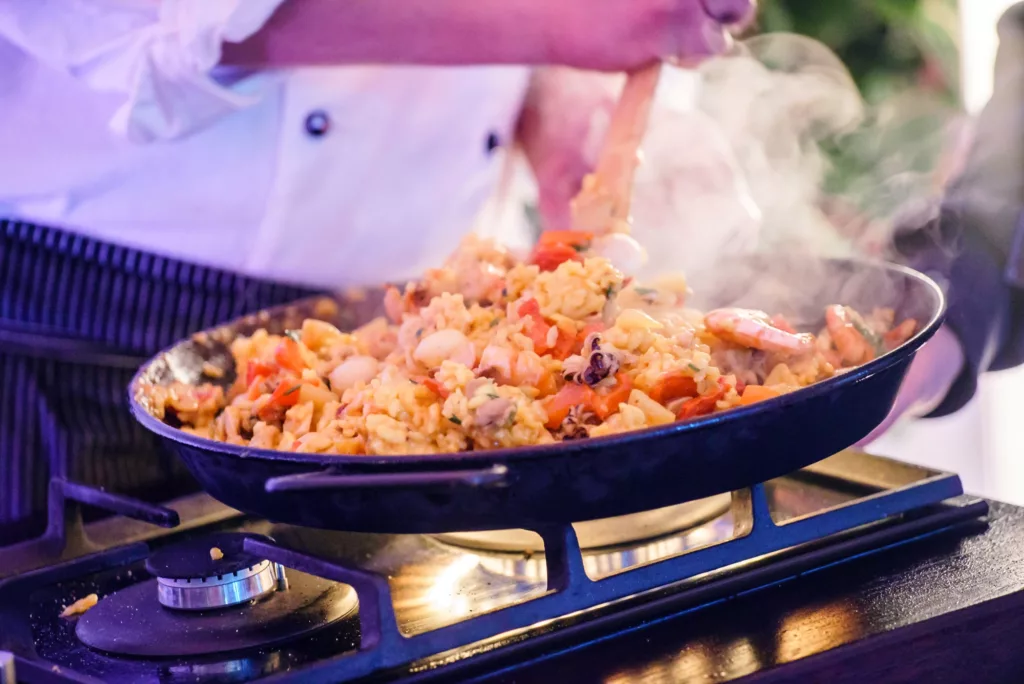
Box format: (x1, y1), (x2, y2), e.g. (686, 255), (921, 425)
(0, 0), (286, 143)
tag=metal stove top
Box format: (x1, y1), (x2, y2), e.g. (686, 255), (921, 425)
(0, 450), (987, 684)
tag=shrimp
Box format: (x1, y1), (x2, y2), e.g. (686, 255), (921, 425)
(413, 329), (476, 369)
(883, 318), (918, 351)
(384, 284), (427, 323)
(477, 344), (516, 385)
(824, 305), (877, 366)
(329, 355), (380, 394)
(352, 317), (397, 360)
(704, 308), (815, 355)
(299, 319), (344, 352)
(420, 235), (513, 303)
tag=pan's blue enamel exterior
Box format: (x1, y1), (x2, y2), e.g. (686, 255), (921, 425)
(129, 258), (945, 533)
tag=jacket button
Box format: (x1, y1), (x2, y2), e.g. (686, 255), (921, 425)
(305, 111), (330, 137)
(486, 131), (501, 154)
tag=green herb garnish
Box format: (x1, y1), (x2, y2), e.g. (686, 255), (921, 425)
(850, 317), (885, 355)
(489, 318), (500, 328)
(448, 415), (462, 425)
(604, 285), (616, 298)
(284, 329), (301, 343)
(688, 363), (701, 372)
(283, 384), (301, 396)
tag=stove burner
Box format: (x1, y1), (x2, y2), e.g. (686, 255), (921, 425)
(156, 559), (281, 610)
(146, 532), (285, 611)
(76, 569), (359, 657)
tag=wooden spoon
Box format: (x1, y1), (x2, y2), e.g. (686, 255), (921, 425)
(570, 62), (664, 236)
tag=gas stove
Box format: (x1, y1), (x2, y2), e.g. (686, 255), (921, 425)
(0, 450), (989, 684)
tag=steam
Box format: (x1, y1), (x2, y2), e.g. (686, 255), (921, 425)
(627, 32), (961, 316)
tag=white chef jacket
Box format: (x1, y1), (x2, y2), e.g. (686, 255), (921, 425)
(0, 0), (532, 289)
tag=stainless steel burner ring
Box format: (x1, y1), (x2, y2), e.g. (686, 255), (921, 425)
(157, 560), (279, 611)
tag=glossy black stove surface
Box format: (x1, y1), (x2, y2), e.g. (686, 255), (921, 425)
(467, 502), (1024, 684)
(21, 555), (362, 683)
(145, 531), (273, 579)
(0, 454), (1007, 684)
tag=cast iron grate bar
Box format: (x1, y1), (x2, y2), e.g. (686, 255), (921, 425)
(241, 467), (968, 684)
(2, 479), (179, 579)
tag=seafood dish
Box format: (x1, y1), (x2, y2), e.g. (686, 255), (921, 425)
(137, 231), (918, 456)
(137, 65), (918, 459)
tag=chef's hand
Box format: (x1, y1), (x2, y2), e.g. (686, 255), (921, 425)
(516, 69), (619, 231)
(549, 0), (756, 70)
(227, 0), (755, 76)
(856, 325), (964, 447)
(517, 0), (756, 222)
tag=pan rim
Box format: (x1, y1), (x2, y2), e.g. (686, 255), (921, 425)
(128, 258), (946, 468)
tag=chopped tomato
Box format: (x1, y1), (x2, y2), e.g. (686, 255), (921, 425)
(590, 374), (633, 419)
(246, 360), (276, 387)
(676, 387), (726, 421)
(518, 298), (543, 320)
(518, 298), (555, 354)
(529, 230), (594, 271)
(271, 381), (302, 406)
(274, 338), (306, 375)
(247, 380), (269, 401)
(529, 243), (582, 272)
(257, 380), (301, 422)
(549, 326), (578, 360)
(525, 322), (552, 355)
(540, 383), (592, 429)
(738, 385), (783, 406)
(540, 373), (632, 427)
(535, 371), (558, 398)
(649, 371), (699, 405)
(420, 377), (451, 400)
(538, 230), (594, 250)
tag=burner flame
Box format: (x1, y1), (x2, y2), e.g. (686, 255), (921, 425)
(425, 556), (481, 618)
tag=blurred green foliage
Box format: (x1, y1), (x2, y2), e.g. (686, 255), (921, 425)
(758, 0), (961, 104)
(758, 0), (963, 222)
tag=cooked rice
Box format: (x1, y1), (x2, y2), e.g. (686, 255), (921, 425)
(139, 235), (917, 455)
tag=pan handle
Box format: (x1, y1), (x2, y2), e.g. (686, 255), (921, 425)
(264, 464), (508, 492)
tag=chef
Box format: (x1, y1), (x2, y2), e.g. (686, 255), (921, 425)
(0, 0), (754, 542)
(862, 3), (1024, 444)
